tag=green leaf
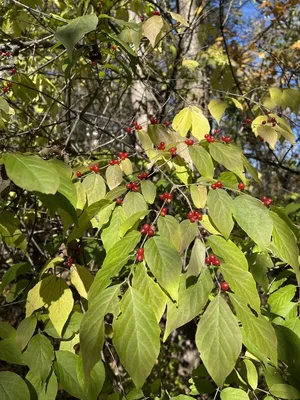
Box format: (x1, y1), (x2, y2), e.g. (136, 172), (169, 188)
(229, 294), (277, 365)
(120, 158), (133, 175)
(282, 88), (300, 113)
(169, 11), (189, 27)
(16, 315), (37, 350)
(164, 268), (213, 341)
(268, 285), (296, 316)
(86, 360), (106, 400)
(229, 97), (243, 110)
(190, 185), (207, 209)
(144, 237), (182, 301)
(0, 371), (30, 400)
(207, 189), (234, 239)
(270, 212), (300, 278)
(242, 359), (258, 390)
(132, 264), (167, 323)
(141, 180), (156, 204)
(189, 146), (214, 178)
(209, 143), (244, 180)
(232, 195), (273, 248)
(113, 287), (160, 389)
(142, 15), (164, 47)
(88, 231), (141, 302)
(50, 160), (77, 209)
(270, 384), (300, 399)
(157, 215), (181, 252)
(172, 396), (194, 400)
(201, 214), (221, 235)
(26, 276), (74, 336)
(102, 206), (126, 251)
(179, 219), (198, 253)
(0, 339), (24, 365)
(220, 388), (249, 400)
(82, 173), (106, 205)
(39, 370), (58, 400)
(190, 106), (210, 141)
(106, 165), (123, 190)
(91, 202), (115, 229)
(187, 239), (206, 277)
(24, 334), (54, 381)
(0, 262), (31, 293)
(256, 125), (279, 149)
(119, 210), (149, 237)
(70, 265), (94, 300)
(80, 285), (120, 379)
(0, 322), (16, 340)
(3, 154), (60, 194)
(196, 295), (242, 387)
(208, 98), (229, 124)
(105, 185), (127, 201)
(172, 108), (192, 136)
(6, 279), (29, 302)
(207, 236), (248, 271)
(55, 14), (98, 58)
(220, 263), (260, 313)
(54, 351), (84, 398)
(123, 191), (148, 217)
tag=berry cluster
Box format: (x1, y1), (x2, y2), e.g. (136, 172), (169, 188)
(126, 126), (132, 134)
(160, 207), (168, 217)
(164, 120), (171, 127)
(126, 182), (138, 192)
(138, 172), (148, 180)
(152, 10), (160, 15)
(0, 50), (10, 57)
(170, 147), (177, 157)
(140, 224), (155, 236)
(116, 198), (122, 205)
(185, 139), (194, 146)
(204, 134), (215, 143)
(109, 159), (120, 166)
(157, 141), (166, 150)
(214, 129), (221, 134)
(66, 257), (75, 268)
(133, 121), (143, 130)
(262, 117), (277, 127)
(221, 282), (230, 291)
(150, 116), (158, 124)
(119, 152), (128, 160)
(221, 135), (231, 143)
(245, 118), (252, 125)
(187, 210), (202, 223)
(211, 181), (223, 190)
(205, 254), (220, 267)
(11, 67), (17, 75)
(90, 164), (100, 173)
(136, 248), (144, 262)
(159, 192), (173, 203)
(2, 81), (12, 94)
(262, 196), (272, 207)
(238, 182), (245, 191)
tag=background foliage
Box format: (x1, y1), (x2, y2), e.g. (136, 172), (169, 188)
(0, 0), (299, 399)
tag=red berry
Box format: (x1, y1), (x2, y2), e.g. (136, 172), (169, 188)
(147, 227), (155, 236)
(170, 147), (177, 156)
(136, 254), (144, 262)
(221, 282), (230, 291)
(189, 216), (196, 223)
(238, 182), (245, 191)
(164, 120), (171, 127)
(160, 207), (168, 216)
(205, 257), (211, 265)
(89, 165), (95, 171)
(137, 248), (144, 255)
(93, 165), (99, 173)
(126, 126), (132, 134)
(140, 15), (145, 21)
(245, 118), (252, 124)
(66, 257), (75, 267)
(135, 124), (142, 130)
(111, 45), (117, 51)
(201, 229), (207, 237)
(152, 10), (160, 15)
(262, 121), (266, 125)
(0, 51), (2, 56)
(213, 260), (220, 267)
(150, 116), (158, 124)
(211, 183), (217, 190)
(260, 137), (264, 142)
(209, 254), (216, 263)
(116, 198), (122, 205)
(215, 181), (223, 188)
(166, 193), (173, 203)
(261, 196), (267, 202)
(224, 136), (231, 143)
(7, 82), (12, 88)
(126, 183), (133, 190)
(11, 68), (17, 75)
(214, 129), (221, 134)
(142, 224), (150, 233)
(76, 171), (82, 178)
(157, 141), (166, 150)
(187, 211), (194, 219)
(2, 87), (8, 93)
(5, 51), (10, 57)
(92, 60), (97, 66)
